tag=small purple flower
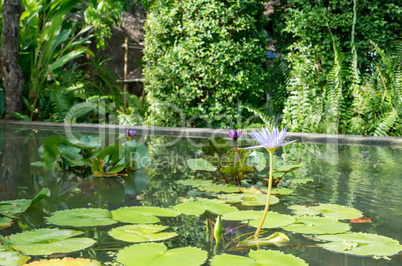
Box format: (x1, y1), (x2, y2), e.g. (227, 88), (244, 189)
(227, 130), (242, 141)
(225, 226), (239, 234)
(125, 129), (137, 138)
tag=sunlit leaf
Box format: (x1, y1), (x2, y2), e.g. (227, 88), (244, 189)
(222, 210), (264, 221)
(282, 216), (350, 235)
(289, 204), (363, 220)
(109, 224), (177, 243)
(237, 232), (290, 248)
(248, 212), (295, 229)
(217, 193), (279, 206)
(116, 243), (208, 266)
(315, 233), (402, 257)
(0, 218), (12, 230)
(187, 159), (216, 171)
(7, 228), (96, 255)
(175, 179), (213, 187)
(210, 249), (307, 265)
(0, 188), (50, 217)
(174, 201), (237, 215)
(274, 164), (303, 173)
(25, 257), (101, 265)
(198, 183), (241, 193)
(46, 208), (117, 227)
(0, 246), (30, 266)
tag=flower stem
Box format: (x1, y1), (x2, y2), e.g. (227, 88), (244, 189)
(234, 140), (242, 186)
(254, 150), (274, 238)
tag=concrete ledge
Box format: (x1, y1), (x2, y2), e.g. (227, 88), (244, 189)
(1, 120), (402, 147)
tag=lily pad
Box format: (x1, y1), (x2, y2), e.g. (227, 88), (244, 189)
(116, 242), (208, 266)
(315, 232), (402, 257)
(247, 151), (267, 172)
(0, 217), (12, 230)
(25, 257), (101, 266)
(174, 201), (237, 215)
(289, 204), (363, 220)
(7, 228), (96, 255)
(187, 159), (216, 171)
(237, 232), (290, 249)
(271, 187), (293, 195)
(109, 224), (177, 243)
(0, 188), (50, 217)
(46, 208), (117, 227)
(248, 212), (295, 229)
(175, 179), (213, 187)
(197, 183), (241, 193)
(112, 207), (180, 224)
(282, 216), (350, 235)
(217, 193), (279, 206)
(210, 249), (307, 265)
(222, 210), (265, 221)
(0, 246), (30, 266)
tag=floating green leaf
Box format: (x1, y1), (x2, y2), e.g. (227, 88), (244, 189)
(248, 212), (295, 229)
(290, 178), (313, 184)
(222, 211), (264, 221)
(282, 216), (350, 235)
(109, 224), (177, 243)
(210, 249), (307, 265)
(25, 257), (101, 265)
(46, 208), (117, 227)
(237, 232), (290, 249)
(174, 201), (237, 215)
(198, 183), (241, 193)
(116, 243), (208, 266)
(0, 246), (30, 266)
(7, 228), (96, 255)
(289, 204), (363, 220)
(0, 188), (50, 217)
(274, 164), (303, 173)
(187, 159), (216, 171)
(175, 179), (213, 187)
(271, 187), (293, 195)
(247, 151), (267, 172)
(315, 233), (402, 257)
(0, 217), (12, 230)
(112, 206), (179, 224)
(217, 193), (279, 206)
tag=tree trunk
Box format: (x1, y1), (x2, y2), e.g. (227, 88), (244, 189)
(0, 0), (24, 120)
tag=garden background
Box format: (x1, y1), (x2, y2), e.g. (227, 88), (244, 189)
(0, 0), (401, 136)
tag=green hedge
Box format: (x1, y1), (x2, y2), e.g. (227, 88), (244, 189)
(143, 0), (270, 128)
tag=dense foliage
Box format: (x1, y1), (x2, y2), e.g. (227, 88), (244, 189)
(143, 0), (270, 128)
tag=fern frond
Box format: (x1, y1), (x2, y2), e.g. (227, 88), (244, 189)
(374, 109), (398, 136)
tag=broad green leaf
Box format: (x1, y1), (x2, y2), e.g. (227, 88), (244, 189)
(217, 193), (279, 206)
(112, 208), (160, 224)
(237, 232), (290, 248)
(187, 159), (216, 171)
(202, 138), (229, 157)
(282, 216), (351, 235)
(109, 225), (177, 243)
(116, 243), (208, 266)
(222, 211), (264, 221)
(175, 179), (213, 187)
(0, 188), (50, 217)
(125, 140), (150, 170)
(198, 183), (241, 193)
(0, 218), (12, 230)
(210, 249), (307, 265)
(42, 136), (69, 169)
(221, 164), (254, 177)
(70, 135), (100, 149)
(289, 204), (363, 220)
(46, 208), (117, 227)
(315, 232), (402, 257)
(49, 48), (88, 71)
(114, 206), (180, 218)
(271, 187), (293, 195)
(7, 228), (96, 255)
(274, 164), (303, 173)
(174, 201), (237, 215)
(247, 151), (267, 172)
(0, 246), (30, 266)
(248, 212), (295, 229)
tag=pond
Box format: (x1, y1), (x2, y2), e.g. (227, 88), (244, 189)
(0, 124), (401, 265)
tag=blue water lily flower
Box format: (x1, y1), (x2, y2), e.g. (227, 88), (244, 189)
(244, 127), (296, 151)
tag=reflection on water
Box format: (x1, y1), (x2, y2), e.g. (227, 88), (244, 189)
(0, 125), (401, 265)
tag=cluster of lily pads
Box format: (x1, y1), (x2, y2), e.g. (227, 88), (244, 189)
(32, 131), (149, 176)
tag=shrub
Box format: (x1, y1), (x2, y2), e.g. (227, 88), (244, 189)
(143, 0), (270, 128)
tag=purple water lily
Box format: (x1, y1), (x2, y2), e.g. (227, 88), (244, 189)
(227, 130), (242, 141)
(225, 226), (239, 234)
(245, 127), (296, 151)
(125, 129), (137, 139)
